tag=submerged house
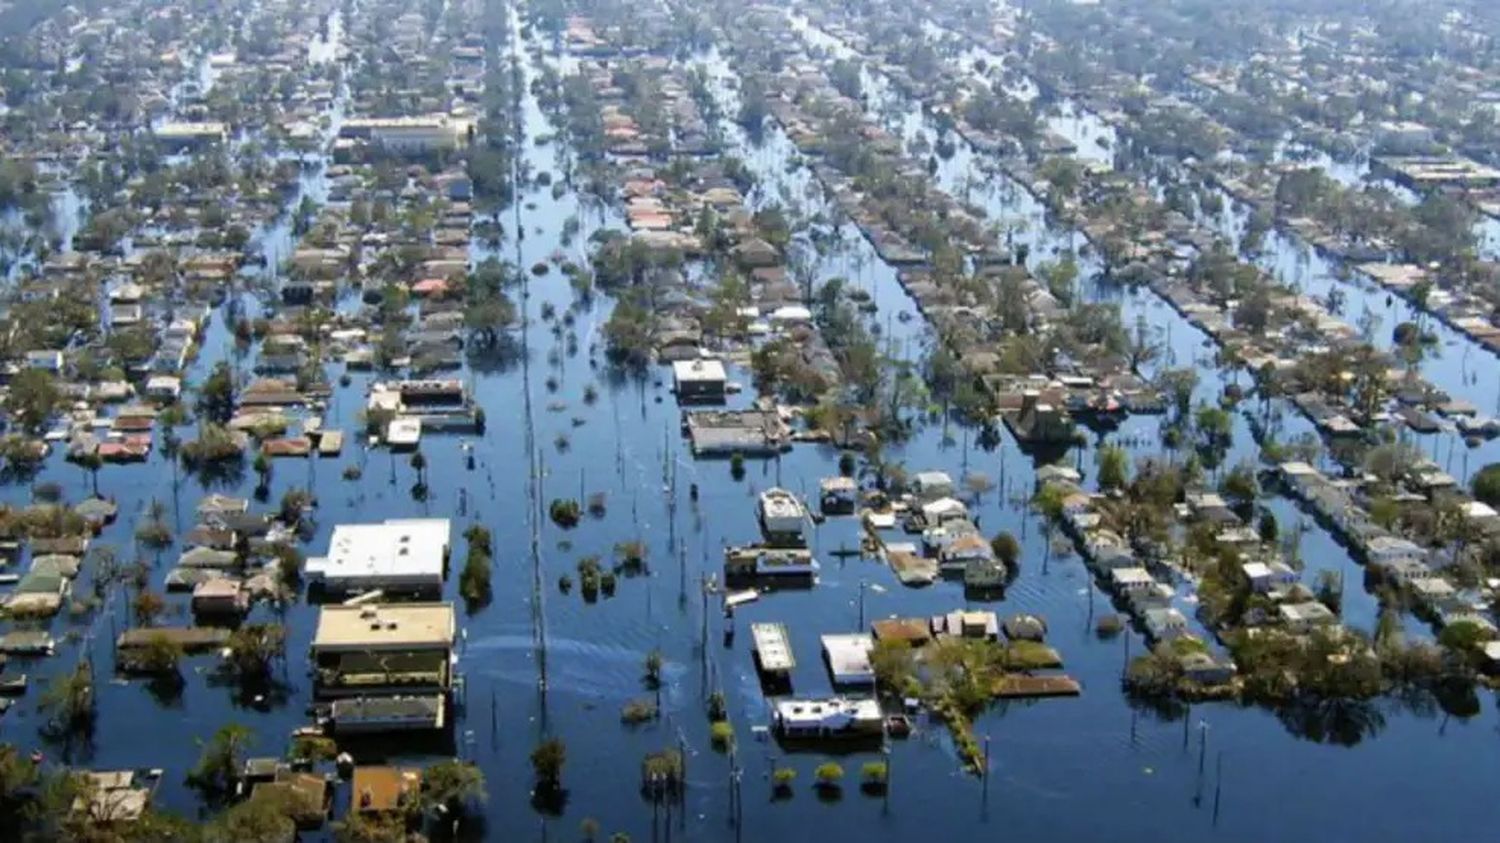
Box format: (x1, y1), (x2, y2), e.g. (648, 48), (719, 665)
(310, 602), (456, 703)
(772, 697), (882, 738)
(758, 488), (808, 547)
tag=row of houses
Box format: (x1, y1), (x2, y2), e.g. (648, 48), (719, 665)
(1280, 461), (1500, 634)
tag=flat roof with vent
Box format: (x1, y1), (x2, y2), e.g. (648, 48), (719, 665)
(312, 603), (456, 652)
(305, 518), (450, 592)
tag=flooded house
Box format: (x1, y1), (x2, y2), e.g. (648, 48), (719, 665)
(752, 621), (795, 681)
(758, 487), (809, 546)
(819, 476), (858, 514)
(772, 696), (882, 739)
(671, 358), (727, 403)
(310, 602), (456, 712)
(821, 633), (875, 685)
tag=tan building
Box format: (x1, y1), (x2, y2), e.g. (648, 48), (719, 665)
(310, 603), (456, 699)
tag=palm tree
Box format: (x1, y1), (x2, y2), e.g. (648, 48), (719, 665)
(77, 451), (103, 497)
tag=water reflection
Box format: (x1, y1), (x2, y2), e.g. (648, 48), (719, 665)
(1275, 697), (1386, 747)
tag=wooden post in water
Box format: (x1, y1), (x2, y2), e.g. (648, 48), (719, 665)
(700, 574), (709, 654)
(727, 741), (737, 828)
(882, 740), (892, 811)
(981, 734), (991, 805)
(1212, 751), (1224, 824)
(1195, 720), (1208, 805)
(1198, 721), (1208, 777)
(858, 578), (866, 630)
(679, 733), (689, 806)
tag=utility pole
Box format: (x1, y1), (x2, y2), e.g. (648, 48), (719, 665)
(857, 578), (866, 630)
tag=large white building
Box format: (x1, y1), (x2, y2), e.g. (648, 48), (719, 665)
(307, 518), (451, 594)
(155, 121), (229, 150)
(340, 116), (470, 154)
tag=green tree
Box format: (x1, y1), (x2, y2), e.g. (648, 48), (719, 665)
(39, 661), (95, 737)
(870, 638), (917, 695)
(1258, 510), (1279, 543)
(133, 632), (183, 676)
(189, 723), (254, 798)
(5, 368), (59, 434)
(132, 588), (166, 627)
(530, 738), (566, 790)
(196, 362), (236, 425)
(333, 811), (407, 843)
(1472, 463), (1500, 508)
(252, 452), (271, 491)
(1439, 619), (1493, 658)
(990, 531), (1021, 567)
(0, 742), (39, 814)
(222, 624), (286, 682)
(209, 787), (298, 842)
(1220, 463), (1259, 508)
(420, 759), (486, 817)
(644, 649), (664, 688)
(1098, 445), (1129, 491)
(460, 532), (492, 607)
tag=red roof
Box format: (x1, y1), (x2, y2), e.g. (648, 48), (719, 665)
(99, 441), (149, 462)
(112, 416), (154, 432)
(261, 436), (312, 457)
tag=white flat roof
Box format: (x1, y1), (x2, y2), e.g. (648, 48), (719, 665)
(1242, 561), (1273, 579)
(306, 518), (450, 586)
(821, 633), (874, 683)
(752, 622), (795, 672)
(673, 358), (726, 383)
(1110, 567), (1155, 586)
(386, 417), (422, 444)
(156, 121), (227, 136)
(759, 488), (805, 521)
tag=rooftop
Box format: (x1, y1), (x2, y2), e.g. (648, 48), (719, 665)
(752, 622), (795, 672)
(672, 358), (726, 383)
(306, 518), (450, 586)
(312, 603), (456, 651)
(350, 767), (421, 813)
(821, 633), (874, 683)
(758, 488), (805, 521)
